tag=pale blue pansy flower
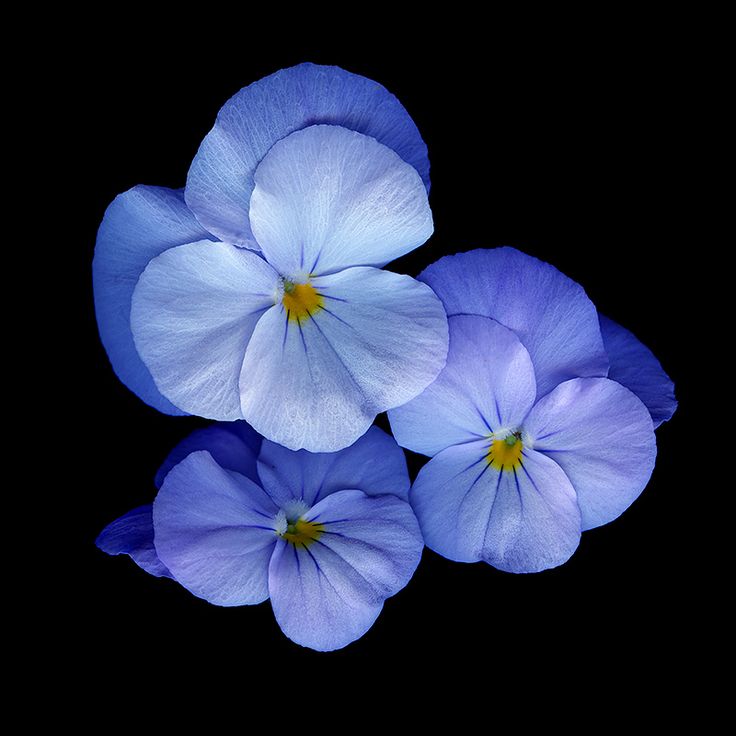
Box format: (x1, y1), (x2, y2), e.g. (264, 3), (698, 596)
(97, 422), (423, 652)
(93, 64), (448, 451)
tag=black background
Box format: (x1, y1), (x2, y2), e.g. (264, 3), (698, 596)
(58, 27), (695, 685)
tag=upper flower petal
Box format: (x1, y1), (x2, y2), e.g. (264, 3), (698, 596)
(419, 248), (609, 397)
(249, 125), (433, 277)
(153, 451), (279, 606)
(95, 504), (171, 578)
(268, 489), (423, 651)
(410, 441), (580, 571)
(389, 315), (537, 457)
(524, 377), (657, 530)
(155, 421), (263, 489)
(599, 315), (677, 428)
(185, 63), (430, 248)
(130, 241), (280, 420)
(93, 185), (211, 414)
(256, 426), (410, 508)
(239, 267), (448, 452)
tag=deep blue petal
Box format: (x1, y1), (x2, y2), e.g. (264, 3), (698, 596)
(95, 505), (172, 578)
(93, 185), (211, 414)
(599, 315), (677, 428)
(185, 63), (430, 248)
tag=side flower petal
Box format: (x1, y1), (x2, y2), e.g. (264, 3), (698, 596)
(130, 241), (280, 420)
(153, 451), (279, 606)
(599, 315), (677, 428)
(256, 426), (410, 508)
(410, 441), (581, 572)
(419, 247), (609, 397)
(93, 185), (212, 414)
(249, 125), (433, 276)
(389, 315), (537, 457)
(268, 490), (423, 651)
(155, 421), (263, 488)
(240, 267), (448, 452)
(524, 377), (657, 530)
(186, 63), (430, 248)
(95, 505), (172, 578)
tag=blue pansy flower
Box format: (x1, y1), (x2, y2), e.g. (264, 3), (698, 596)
(97, 422), (423, 651)
(389, 314), (657, 572)
(411, 247), (676, 427)
(93, 64), (448, 451)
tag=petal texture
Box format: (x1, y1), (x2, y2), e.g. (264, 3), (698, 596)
(410, 441), (581, 572)
(93, 186), (211, 414)
(599, 315), (677, 428)
(268, 490), (422, 651)
(524, 377), (656, 530)
(389, 315), (536, 456)
(419, 248), (609, 397)
(95, 505), (171, 578)
(186, 63), (430, 247)
(131, 241), (279, 420)
(153, 451), (279, 606)
(249, 125), (432, 276)
(256, 426), (410, 507)
(240, 267), (448, 452)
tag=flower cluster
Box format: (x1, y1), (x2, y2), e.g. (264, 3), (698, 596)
(95, 64), (676, 650)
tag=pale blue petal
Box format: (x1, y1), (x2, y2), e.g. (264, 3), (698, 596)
(524, 377), (656, 530)
(240, 267), (448, 452)
(93, 185), (211, 414)
(599, 315), (677, 428)
(186, 63), (430, 248)
(268, 490), (422, 651)
(95, 505), (171, 578)
(155, 421), (262, 488)
(249, 125), (433, 276)
(419, 248), (609, 397)
(389, 315), (536, 457)
(131, 241), (279, 420)
(153, 451), (279, 606)
(410, 442), (581, 572)
(256, 426), (410, 508)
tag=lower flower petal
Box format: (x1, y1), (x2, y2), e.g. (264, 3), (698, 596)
(153, 451), (279, 606)
(599, 315), (677, 428)
(411, 441), (581, 572)
(256, 426), (410, 508)
(524, 377), (657, 530)
(95, 505), (171, 578)
(240, 267), (448, 452)
(131, 241), (279, 420)
(93, 185), (211, 414)
(268, 490), (422, 651)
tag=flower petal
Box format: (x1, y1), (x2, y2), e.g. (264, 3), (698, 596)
(268, 489), (422, 651)
(256, 426), (410, 508)
(186, 63), (430, 248)
(599, 315), (677, 428)
(93, 185), (211, 414)
(419, 248), (609, 397)
(249, 125), (433, 276)
(153, 451), (279, 606)
(410, 441), (581, 572)
(524, 377), (656, 530)
(154, 421), (263, 488)
(95, 505), (171, 578)
(389, 315), (536, 456)
(240, 267), (448, 452)
(131, 241), (279, 420)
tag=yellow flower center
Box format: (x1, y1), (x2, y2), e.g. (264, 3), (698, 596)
(486, 434), (523, 471)
(281, 517), (325, 548)
(282, 280), (323, 323)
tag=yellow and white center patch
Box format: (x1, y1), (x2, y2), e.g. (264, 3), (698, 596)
(281, 518), (325, 548)
(486, 434), (523, 471)
(282, 280), (324, 323)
